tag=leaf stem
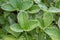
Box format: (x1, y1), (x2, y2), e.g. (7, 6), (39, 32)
(25, 32), (28, 40)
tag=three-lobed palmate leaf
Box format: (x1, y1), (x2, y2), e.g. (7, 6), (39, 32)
(17, 11), (38, 31)
(44, 27), (60, 40)
(1, 0), (33, 11)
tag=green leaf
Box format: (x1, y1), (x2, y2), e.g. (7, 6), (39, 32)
(55, 1), (60, 8)
(17, 34), (32, 40)
(0, 16), (5, 24)
(17, 11), (38, 31)
(48, 7), (60, 13)
(0, 29), (5, 38)
(17, 35), (26, 40)
(27, 5), (40, 13)
(54, 0), (60, 3)
(1, 0), (33, 11)
(3, 35), (16, 40)
(17, 11), (29, 30)
(37, 18), (44, 29)
(38, 3), (48, 11)
(38, 30), (46, 40)
(5, 25), (20, 37)
(0, 0), (7, 6)
(8, 17), (15, 25)
(26, 20), (38, 31)
(58, 17), (60, 29)
(19, 0), (33, 10)
(10, 23), (23, 32)
(43, 12), (53, 27)
(44, 27), (60, 40)
(1, 4), (15, 11)
(34, 0), (41, 4)
(3, 12), (10, 18)
(34, 0), (47, 11)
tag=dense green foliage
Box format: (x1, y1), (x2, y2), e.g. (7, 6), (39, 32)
(0, 0), (60, 40)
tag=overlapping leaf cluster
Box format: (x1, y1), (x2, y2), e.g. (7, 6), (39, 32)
(0, 0), (60, 40)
